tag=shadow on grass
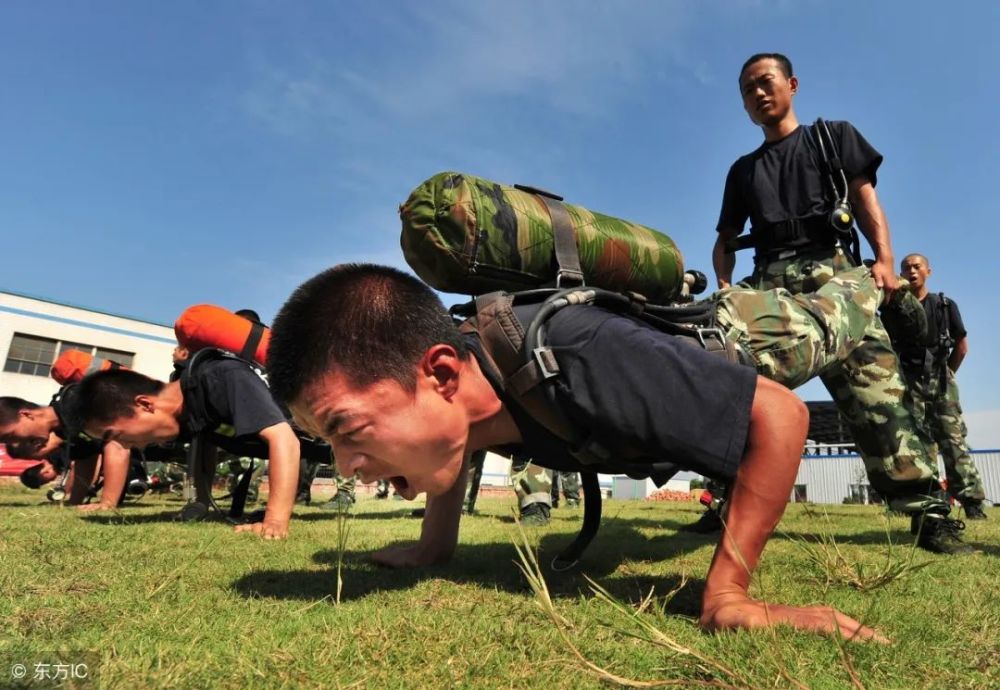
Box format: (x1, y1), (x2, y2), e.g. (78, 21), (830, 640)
(292, 508), (423, 522)
(230, 523), (714, 607)
(79, 510), (202, 525)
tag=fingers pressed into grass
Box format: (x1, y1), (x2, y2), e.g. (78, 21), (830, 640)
(233, 520), (288, 540)
(371, 542), (449, 567)
(699, 596), (891, 644)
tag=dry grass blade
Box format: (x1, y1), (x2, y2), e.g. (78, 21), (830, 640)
(584, 576), (747, 686)
(334, 501), (353, 604)
(510, 516), (746, 689)
(793, 510), (930, 592)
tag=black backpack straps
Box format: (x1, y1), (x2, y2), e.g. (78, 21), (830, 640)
(179, 348), (230, 435)
(239, 321), (267, 363)
(552, 472), (602, 571)
(938, 293), (953, 346)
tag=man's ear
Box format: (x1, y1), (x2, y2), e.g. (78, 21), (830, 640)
(420, 345), (463, 400)
(788, 75), (798, 95)
(135, 395), (157, 414)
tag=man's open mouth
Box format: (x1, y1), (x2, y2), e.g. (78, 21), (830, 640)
(389, 476), (410, 494)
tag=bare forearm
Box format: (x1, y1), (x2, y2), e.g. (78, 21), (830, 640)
(417, 458), (469, 560)
(703, 378), (807, 601)
(850, 179), (893, 264)
(264, 438), (300, 527)
(67, 457), (98, 504)
(713, 228), (740, 288)
(95, 442), (130, 508)
(949, 338), (968, 373)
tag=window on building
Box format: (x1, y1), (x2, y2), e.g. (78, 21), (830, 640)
(4, 333), (135, 377)
(59, 341), (93, 356)
(94, 348), (134, 368)
(4, 334), (58, 376)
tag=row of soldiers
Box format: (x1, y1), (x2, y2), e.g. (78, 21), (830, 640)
(0, 52), (988, 646)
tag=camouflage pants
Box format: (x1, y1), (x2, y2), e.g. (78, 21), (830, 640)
(909, 370), (985, 501)
(551, 471), (581, 504)
(335, 471), (356, 500)
(464, 449), (487, 512)
(302, 457), (355, 501)
(730, 247), (943, 511)
(511, 457), (553, 510)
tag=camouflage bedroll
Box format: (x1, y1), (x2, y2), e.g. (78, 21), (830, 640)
(400, 172), (685, 302)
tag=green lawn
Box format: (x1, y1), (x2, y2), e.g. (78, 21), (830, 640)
(0, 486), (996, 689)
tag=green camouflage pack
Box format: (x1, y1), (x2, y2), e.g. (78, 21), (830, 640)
(400, 172), (685, 302)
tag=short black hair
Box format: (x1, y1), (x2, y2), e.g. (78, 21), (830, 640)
(901, 253), (930, 270)
(268, 263), (469, 404)
(0, 397), (40, 427)
(75, 369), (165, 427)
(19, 463), (47, 489)
(740, 53), (793, 82)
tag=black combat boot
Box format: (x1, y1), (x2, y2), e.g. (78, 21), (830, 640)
(961, 500), (987, 520)
(911, 512), (977, 554)
(681, 509), (723, 534)
(520, 503), (551, 526)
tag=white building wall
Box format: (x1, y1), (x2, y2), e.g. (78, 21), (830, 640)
(0, 290), (176, 404)
(793, 451), (1000, 505)
(478, 448), (1000, 505)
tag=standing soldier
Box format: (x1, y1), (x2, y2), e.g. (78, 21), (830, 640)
(551, 471), (581, 508)
(892, 254), (987, 519)
(713, 52), (969, 553)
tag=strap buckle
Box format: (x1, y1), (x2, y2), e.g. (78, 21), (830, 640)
(555, 269), (585, 288)
(531, 346), (561, 380)
(694, 327), (727, 350)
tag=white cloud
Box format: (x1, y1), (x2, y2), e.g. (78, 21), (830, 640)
(238, 1), (698, 138)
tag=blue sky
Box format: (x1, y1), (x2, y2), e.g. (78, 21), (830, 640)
(3, 1), (999, 443)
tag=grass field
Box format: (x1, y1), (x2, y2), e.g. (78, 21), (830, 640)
(0, 485), (997, 689)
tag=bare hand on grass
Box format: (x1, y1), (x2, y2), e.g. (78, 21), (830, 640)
(700, 594), (890, 644)
(77, 502), (116, 512)
(234, 520), (288, 540)
(372, 543), (450, 568)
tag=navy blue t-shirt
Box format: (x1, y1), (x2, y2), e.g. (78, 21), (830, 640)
(469, 304), (757, 482)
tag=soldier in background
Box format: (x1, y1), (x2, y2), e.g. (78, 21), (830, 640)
(460, 449), (553, 525)
(891, 254), (987, 519)
(511, 455), (552, 526)
(551, 471), (580, 508)
(713, 52), (967, 553)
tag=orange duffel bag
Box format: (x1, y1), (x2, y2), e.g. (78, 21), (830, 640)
(51, 350), (123, 385)
(174, 305), (269, 367)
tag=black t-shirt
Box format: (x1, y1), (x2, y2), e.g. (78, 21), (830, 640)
(717, 121), (883, 233)
(184, 358), (287, 441)
(890, 293), (966, 376)
(468, 304), (757, 482)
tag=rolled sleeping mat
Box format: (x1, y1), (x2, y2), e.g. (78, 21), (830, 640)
(174, 305), (270, 367)
(400, 171), (686, 303)
(50, 350), (122, 385)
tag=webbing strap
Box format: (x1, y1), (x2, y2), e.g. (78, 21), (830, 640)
(552, 472), (602, 570)
(240, 322), (266, 362)
(538, 196), (584, 287)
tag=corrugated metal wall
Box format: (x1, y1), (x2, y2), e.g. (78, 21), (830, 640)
(795, 450), (1000, 505)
